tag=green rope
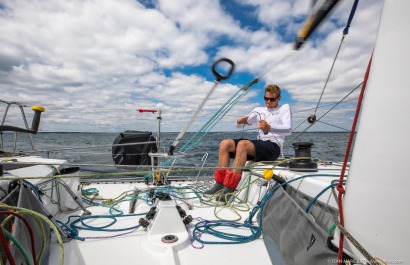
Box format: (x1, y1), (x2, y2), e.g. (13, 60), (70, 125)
(0, 205), (64, 265)
(1, 213), (47, 265)
(2, 228), (32, 265)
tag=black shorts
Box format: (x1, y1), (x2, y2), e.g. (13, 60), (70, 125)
(229, 138), (281, 162)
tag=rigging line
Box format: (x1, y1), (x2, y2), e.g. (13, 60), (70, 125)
(153, 55), (296, 170)
(312, 82), (361, 123)
(292, 97), (358, 115)
(285, 82), (362, 147)
(179, 78), (256, 151)
(313, 35), (346, 117)
(257, 51), (295, 81)
(179, 52), (295, 153)
(169, 58), (234, 155)
(292, 118), (308, 132)
(316, 120), (350, 132)
(180, 87), (251, 153)
(312, 0), (359, 120)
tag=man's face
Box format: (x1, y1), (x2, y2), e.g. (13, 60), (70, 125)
(264, 92), (280, 108)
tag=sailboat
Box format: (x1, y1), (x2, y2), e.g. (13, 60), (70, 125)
(1, 0), (408, 264)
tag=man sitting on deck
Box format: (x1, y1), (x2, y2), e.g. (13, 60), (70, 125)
(203, 84), (292, 203)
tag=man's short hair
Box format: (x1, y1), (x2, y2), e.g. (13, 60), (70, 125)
(265, 84), (281, 95)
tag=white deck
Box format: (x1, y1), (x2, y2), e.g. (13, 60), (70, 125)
(43, 161), (345, 265)
(48, 182), (271, 265)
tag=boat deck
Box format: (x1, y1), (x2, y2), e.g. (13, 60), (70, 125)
(45, 161), (346, 265)
(2, 158), (347, 265)
(48, 181), (272, 265)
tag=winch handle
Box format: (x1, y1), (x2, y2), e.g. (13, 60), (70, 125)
(212, 58), (235, 81)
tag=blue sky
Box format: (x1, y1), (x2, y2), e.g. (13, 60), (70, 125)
(0, 0), (383, 132)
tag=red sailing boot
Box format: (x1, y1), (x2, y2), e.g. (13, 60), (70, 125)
(203, 169), (226, 197)
(217, 170), (242, 204)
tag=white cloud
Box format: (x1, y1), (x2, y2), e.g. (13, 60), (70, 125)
(0, 0), (384, 133)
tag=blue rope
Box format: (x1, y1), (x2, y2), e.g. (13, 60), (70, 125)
(192, 220), (261, 244)
(305, 182), (345, 213)
(22, 180), (43, 202)
(82, 188), (99, 196)
(246, 174), (346, 230)
(189, 174), (345, 245)
(179, 85), (251, 153)
(143, 80), (257, 179)
(57, 211), (147, 240)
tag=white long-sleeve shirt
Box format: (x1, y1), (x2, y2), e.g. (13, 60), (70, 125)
(236, 104), (292, 150)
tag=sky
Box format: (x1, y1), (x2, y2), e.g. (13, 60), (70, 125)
(0, 0), (384, 133)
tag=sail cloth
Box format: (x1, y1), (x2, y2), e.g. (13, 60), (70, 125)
(294, 0), (342, 50)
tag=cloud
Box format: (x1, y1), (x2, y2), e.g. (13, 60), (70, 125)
(0, 0), (383, 133)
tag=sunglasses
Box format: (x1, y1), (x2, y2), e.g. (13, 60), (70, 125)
(264, 96), (278, 102)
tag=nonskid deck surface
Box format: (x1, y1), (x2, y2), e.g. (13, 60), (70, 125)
(48, 181), (272, 265)
(45, 162), (345, 265)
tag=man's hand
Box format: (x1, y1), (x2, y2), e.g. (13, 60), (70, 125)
(258, 120), (271, 131)
(237, 116), (250, 125)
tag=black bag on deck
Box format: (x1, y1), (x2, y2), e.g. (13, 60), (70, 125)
(112, 131), (157, 165)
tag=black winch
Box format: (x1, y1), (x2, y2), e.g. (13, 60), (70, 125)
(289, 142), (318, 172)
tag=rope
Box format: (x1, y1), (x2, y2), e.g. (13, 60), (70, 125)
(316, 121), (350, 132)
(285, 82), (361, 147)
(305, 182), (344, 213)
(289, 0), (361, 147)
(0, 205), (64, 265)
(0, 211), (38, 265)
(148, 53), (293, 178)
(170, 58), (235, 153)
(179, 83), (251, 153)
(245, 173), (345, 229)
(2, 156), (344, 181)
(192, 219), (261, 245)
(2, 228), (32, 265)
(312, 36), (346, 117)
(191, 172), (345, 246)
(291, 98), (358, 115)
(199, 177), (257, 222)
(1, 207), (48, 265)
(333, 215), (379, 264)
(0, 222), (16, 265)
(176, 52), (294, 155)
(81, 180), (260, 244)
(312, 0), (359, 119)
(59, 213), (144, 241)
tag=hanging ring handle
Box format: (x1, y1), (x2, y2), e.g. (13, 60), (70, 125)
(212, 58), (235, 81)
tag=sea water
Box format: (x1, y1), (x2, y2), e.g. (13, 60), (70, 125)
(1, 131), (354, 168)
